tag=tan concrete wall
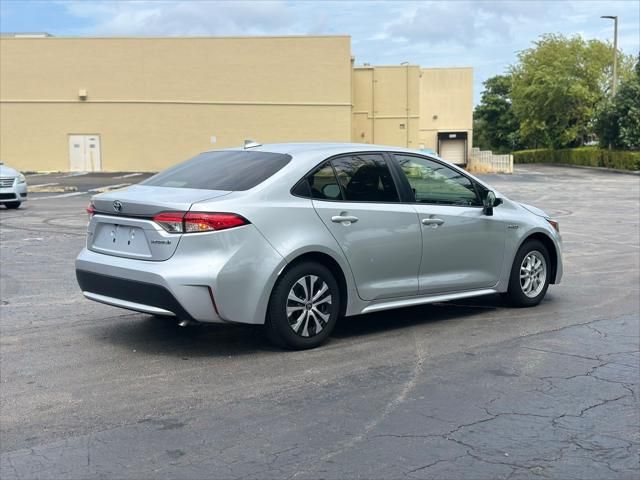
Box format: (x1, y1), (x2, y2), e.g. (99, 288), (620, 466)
(0, 36), (352, 171)
(351, 66), (420, 148)
(419, 67), (473, 152)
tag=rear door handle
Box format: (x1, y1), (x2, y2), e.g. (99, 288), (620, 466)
(422, 217), (445, 226)
(331, 215), (359, 224)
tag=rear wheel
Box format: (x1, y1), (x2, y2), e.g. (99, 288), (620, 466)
(266, 261), (340, 350)
(504, 240), (550, 307)
(4, 201), (21, 209)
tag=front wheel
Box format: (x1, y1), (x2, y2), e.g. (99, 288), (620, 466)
(266, 261), (340, 350)
(503, 240), (550, 307)
(4, 201), (21, 209)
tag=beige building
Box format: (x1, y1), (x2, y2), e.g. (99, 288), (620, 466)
(420, 67), (473, 165)
(0, 35), (472, 172)
(352, 65), (473, 164)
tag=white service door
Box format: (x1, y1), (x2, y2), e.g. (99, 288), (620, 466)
(439, 139), (466, 165)
(69, 135), (101, 171)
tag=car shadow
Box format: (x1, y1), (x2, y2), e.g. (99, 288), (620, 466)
(90, 294), (506, 357)
(333, 294), (505, 339)
(89, 315), (270, 357)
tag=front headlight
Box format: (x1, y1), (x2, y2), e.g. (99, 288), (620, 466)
(17, 174), (26, 184)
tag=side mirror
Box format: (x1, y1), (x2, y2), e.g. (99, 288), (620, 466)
(483, 190), (497, 216)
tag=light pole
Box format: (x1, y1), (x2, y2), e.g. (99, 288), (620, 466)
(601, 15), (618, 96)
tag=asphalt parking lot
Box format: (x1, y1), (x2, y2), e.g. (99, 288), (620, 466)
(1, 165), (638, 479)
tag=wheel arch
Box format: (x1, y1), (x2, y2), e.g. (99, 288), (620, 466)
(280, 251), (349, 317)
(518, 232), (559, 284)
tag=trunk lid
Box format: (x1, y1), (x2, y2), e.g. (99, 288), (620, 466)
(88, 185), (231, 261)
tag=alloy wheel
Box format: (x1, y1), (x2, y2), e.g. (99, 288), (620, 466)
(520, 250), (547, 298)
(286, 275), (332, 337)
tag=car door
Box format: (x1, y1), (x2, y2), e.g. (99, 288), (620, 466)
(307, 153), (421, 301)
(390, 153), (506, 295)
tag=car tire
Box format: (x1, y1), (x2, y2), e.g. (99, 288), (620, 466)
(504, 239), (551, 307)
(266, 261), (340, 350)
(5, 201), (21, 209)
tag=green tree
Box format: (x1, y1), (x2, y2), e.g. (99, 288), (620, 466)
(510, 34), (630, 149)
(473, 75), (521, 153)
(596, 55), (640, 150)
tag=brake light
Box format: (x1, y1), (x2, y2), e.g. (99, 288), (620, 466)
(184, 212), (248, 232)
(86, 203), (95, 219)
(153, 212), (249, 233)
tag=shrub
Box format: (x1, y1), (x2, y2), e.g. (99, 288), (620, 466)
(513, 148), (640, 171)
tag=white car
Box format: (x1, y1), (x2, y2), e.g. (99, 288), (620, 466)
(0, 162), (28, 209)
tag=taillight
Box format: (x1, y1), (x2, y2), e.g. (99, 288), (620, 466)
(153, 212), (249, 233)
(86, 203), (95, 219)
(184, 212), (248, 232)
(154, 212), (186, 233)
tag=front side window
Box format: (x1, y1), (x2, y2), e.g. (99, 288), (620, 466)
(394, 154), (480, 206)
(331, 154), (399, 202)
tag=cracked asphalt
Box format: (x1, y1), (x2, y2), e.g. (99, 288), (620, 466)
(1, 164), (638, 479)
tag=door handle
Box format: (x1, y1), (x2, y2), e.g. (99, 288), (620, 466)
(331, 215), (359, 224)
(422, 217), (445, 226)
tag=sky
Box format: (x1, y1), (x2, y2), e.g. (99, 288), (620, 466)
(1, 0), (639, 104)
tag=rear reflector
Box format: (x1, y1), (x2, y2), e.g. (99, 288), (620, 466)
(153, 211), (249, 233)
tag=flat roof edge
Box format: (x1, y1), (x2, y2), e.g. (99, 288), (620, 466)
(0, 34), (352, 40)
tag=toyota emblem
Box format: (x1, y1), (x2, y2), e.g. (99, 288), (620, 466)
(113, 200), (123, 213)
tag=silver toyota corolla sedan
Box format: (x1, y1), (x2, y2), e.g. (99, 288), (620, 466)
(76, 143), (562, 349)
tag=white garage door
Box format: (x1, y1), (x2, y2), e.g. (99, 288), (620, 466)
(439, 139), (466, 165)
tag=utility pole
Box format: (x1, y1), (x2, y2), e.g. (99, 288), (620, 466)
(601, 15), (618, 96)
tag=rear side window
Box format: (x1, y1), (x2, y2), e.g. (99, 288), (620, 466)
(293, 154), (400, 202)
(142, 151), (291, 191)
(332, 154), (399, 202)
(309, 162), (342, 200)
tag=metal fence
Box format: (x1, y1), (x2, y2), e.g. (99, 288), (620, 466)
(467, 147), (513, 174)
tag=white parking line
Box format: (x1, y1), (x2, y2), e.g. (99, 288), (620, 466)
(63, 172), (89, 177)
(88, 183), (131, 193)
(30, 192), (88, 200)
(113, 173), (143, 179)
(30, 182), (60, 188)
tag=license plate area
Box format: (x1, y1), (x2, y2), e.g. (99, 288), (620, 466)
(92, 223), (152, 259)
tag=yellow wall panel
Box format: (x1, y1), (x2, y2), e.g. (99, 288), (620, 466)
(0, 103), (351, 172)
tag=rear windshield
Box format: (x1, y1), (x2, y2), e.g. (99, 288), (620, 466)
(142, 150), (292, 191)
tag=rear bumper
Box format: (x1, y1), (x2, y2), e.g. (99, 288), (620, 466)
(77, 270), (196, 320)
(75, 224), (286, 324)
(76, 248), (224, 323)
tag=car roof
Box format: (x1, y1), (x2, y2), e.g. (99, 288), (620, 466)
(206, 142), (444, 158)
